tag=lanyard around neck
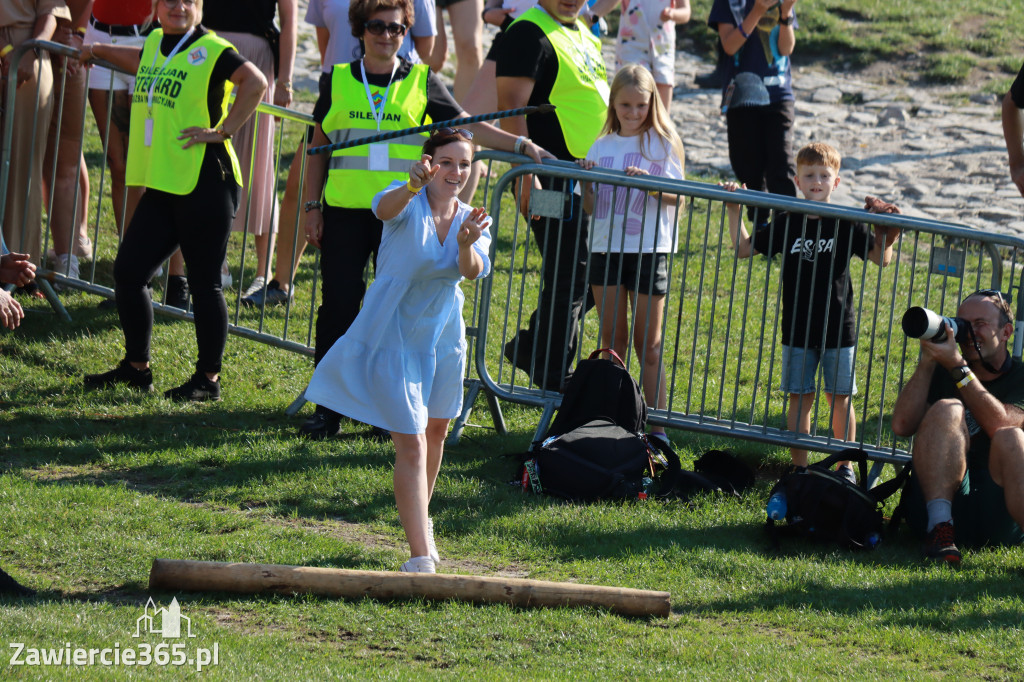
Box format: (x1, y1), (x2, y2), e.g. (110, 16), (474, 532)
(360, 59), (400, 133)
(148, 28), (195, 113)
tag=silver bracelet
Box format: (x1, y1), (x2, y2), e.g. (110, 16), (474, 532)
(514, 135), (529, 155)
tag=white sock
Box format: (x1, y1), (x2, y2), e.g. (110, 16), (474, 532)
(925, 499), (953, 532)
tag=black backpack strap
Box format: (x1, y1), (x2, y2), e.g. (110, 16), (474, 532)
(814, 448), (869, 485)
(589, 347), (627, 368)
(645, 434), (683, 496)
(869, 462), (913, 503)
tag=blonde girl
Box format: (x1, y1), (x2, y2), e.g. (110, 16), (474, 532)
(579, 63), (684, 445)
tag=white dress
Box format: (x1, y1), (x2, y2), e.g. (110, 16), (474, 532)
(305, 181), (492, 434)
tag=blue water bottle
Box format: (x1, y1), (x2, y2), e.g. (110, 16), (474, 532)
(866, 532), (881, 549)
(765, 491), (787, 521)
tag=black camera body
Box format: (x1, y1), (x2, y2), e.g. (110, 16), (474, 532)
(901, 307), (972, 343)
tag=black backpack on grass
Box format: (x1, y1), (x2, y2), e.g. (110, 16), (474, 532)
(520, 418), (670, 501)
(518, 349), (653, 502)
(765, 449), (912, 550)
(546, 348), (646, 437)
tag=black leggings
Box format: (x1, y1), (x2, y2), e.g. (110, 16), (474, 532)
(114, 151), (239, 374)
(314, 205), (382, 366)
(726, 99), (797, 223)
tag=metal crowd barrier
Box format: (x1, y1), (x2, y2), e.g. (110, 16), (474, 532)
(472, 151), (1024, 472)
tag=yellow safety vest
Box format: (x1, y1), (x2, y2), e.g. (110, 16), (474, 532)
(510, 7), (609, 158)
(322, 62), (430, 208)
(126, 29), (242, 194)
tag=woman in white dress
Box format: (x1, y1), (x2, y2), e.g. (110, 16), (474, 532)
(305, 128), (490, 573)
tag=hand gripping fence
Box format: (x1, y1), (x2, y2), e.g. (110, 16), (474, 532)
(304, 104), (556, 155)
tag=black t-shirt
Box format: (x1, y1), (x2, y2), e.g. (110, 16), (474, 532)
(927, 358), (1024, 467)
(752, 212), (874, 348)
(157, 27), (248, 174)
(312, 58), (462, 126)
(202, 0), (277, 35)
(492, 19), (574, 160)
(1011, 60), (1024, 109)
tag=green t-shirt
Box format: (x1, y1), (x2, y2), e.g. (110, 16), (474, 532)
(927, 357), (1024, 468)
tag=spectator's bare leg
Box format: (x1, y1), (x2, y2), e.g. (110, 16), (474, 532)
(787, 392), (813, 467)
(988, 426), (1024, 528)
(88, 89), (134, 235)
(448, 0), (484, 103)
(458, 59), (497, 203)
(425, 418), (449, 501)
(591, 284), (629, 360)
(632, 292), (667, 415)
(272, 140), (307, 294)
(826, 392), (855, 469)
(912, 399), (969, 502)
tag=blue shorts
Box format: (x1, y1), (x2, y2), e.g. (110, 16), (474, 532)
(780, 345), (857, 396)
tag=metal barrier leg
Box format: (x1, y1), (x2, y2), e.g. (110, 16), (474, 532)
(285, 388), (307, 417)
(484, 386), (507, 436)
(532, 400), (558, 445)
(37, 278), (71, 322)
(866, 460), (887, 490)
(447, 380), (482, 445)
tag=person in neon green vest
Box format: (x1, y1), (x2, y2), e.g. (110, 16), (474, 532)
(297, 0), (552, 440)
(493, 0), (609, 392)
(79, 0), (266, 401)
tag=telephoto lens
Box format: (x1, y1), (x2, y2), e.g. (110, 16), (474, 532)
(901, 307), (972, 343)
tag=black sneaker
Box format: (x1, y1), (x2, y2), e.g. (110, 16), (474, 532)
(924, 521), (961, 566)
(299, 406), (341, 440)
(368, 426), (391, 442)
(163, 275), (189, 310)
(241, 279), (293, 308)
(164, 371), (221, 402)
(84, 359), (154, 392)
(0, 566), (35, 597)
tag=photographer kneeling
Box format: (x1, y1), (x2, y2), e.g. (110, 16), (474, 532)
(892, 290), (1024, 565)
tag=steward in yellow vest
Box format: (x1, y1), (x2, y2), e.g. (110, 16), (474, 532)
(321, 62), (430, 209)
(505, 5), (609, 159)
(126, 28), (243, 194)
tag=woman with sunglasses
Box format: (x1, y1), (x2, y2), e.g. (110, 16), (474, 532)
(79, 0), (267, 400)
(306, 129), (490, 573)
(298, 0), (552, 439)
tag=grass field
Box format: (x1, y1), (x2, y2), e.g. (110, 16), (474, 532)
(4, 5), (1024, 679)
(3, 287), (1024, 679)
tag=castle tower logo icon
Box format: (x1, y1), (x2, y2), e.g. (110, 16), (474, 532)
(134, 598), (195, 639)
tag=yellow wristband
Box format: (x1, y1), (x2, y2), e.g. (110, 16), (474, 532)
(955, 371), (975, 389)
(406, 181), (421, 195)
(75, 26), (87, 36)
(0, 45), (13, 59)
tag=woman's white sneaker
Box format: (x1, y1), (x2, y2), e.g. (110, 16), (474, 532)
(399, 555), (436, 573)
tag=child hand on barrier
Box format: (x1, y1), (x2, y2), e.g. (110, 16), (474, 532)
(864, 194), (902, 251)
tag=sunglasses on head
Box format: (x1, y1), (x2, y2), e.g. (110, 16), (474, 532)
(364, 20), (408, 37)
(431, 127), (473, 140)
(971, 288), (1014, 323)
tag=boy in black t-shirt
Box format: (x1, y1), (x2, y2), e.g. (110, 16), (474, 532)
(723, 142), (901, 475)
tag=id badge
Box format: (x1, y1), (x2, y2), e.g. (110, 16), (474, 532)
(144, 118), (154, 147)
(368, 143), (389, 172)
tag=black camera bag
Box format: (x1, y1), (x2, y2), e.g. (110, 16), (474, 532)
(766, 449), (911, 550)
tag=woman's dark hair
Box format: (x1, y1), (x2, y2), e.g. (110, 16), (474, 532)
(350, 0), (415, 38)
(422, 130), (473, 158)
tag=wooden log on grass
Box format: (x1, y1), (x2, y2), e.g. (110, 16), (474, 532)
(149, 559), (670, 618)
